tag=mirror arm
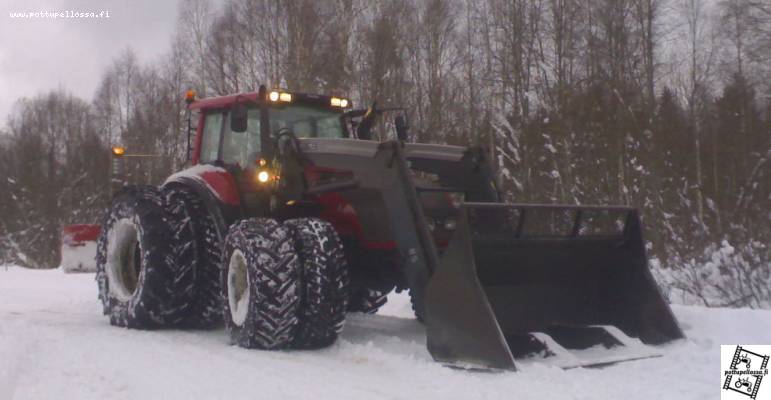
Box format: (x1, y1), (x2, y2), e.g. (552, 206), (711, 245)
(258, 85), (274, 161)
(186, 107), (192, 161)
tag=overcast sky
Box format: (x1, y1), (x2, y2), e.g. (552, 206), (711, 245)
(0, 0), (179, 128)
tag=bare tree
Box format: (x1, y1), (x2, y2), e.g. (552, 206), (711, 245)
(177, 0), (213, 96)
(678, 0), (717, 230)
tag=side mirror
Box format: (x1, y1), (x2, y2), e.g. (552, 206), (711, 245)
(230, 102), (248, 133)
(356, 101), (377, 140)
(395, 115), (409, 142)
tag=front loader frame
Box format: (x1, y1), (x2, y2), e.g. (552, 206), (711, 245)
(288, 139), (499, 315)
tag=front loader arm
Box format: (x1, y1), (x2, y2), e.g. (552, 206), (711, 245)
(292, 139), (499, 315)
(295, 139), (438, 315)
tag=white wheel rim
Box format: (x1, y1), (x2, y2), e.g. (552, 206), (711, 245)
(106, 218), (141, 302)
(228, 249), (250, 327)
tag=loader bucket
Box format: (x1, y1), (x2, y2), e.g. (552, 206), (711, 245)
(425, 203), (683, 371)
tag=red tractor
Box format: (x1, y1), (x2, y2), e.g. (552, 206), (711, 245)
(96, 85), (683, 370)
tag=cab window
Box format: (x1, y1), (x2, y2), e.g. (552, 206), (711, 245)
(269, 105), (344, 139)
(222, 109), (261, 167)
(200, 111), (223, 163)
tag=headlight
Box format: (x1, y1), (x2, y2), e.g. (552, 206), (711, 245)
(269, 91), (292, 102)
(426, 218), (436, 232)
(257, 170), (270, 183)
(330, 97), (350, 108)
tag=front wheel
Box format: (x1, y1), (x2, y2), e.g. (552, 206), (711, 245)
(221, 219), (300, 349)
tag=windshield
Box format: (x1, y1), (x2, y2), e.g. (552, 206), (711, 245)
(220, 104), (344, 168)
(269, 105), (344, 139)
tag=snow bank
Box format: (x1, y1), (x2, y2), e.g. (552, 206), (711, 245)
(1, 266), (768, 400)
(653, 240), (771, 309)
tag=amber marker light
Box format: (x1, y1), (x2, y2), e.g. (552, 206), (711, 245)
(184, 89), (196, 104)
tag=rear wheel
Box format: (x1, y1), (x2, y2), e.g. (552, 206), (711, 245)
(163, 185), (223, 328)
(285, 218), (349, 348)
(95, 186), (192, 328)
(221, 219), (300, 349)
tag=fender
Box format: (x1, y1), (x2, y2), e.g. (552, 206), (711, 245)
(162, 164), (242, 239)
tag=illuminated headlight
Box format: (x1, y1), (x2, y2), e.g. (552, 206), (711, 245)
(269, 91), (292, 102)
(443, 218), (457, 230)
(257, 170), (270, 183)
(426, 218), (436, 232)
(330, 97), (350, 108)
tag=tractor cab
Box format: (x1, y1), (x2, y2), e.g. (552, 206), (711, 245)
(189, 87), (350, 166)
(186, 85), (417, 220)
(187, 86), (355, 213)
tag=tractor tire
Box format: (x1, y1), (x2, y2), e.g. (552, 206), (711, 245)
(347, 286), (388, 314)
(221, 219), (300, 349)
(163, 185), (223, 328)
(409, 290), (425, 322)
(95, 186), (193, 328)
(285, 218), (349, 348)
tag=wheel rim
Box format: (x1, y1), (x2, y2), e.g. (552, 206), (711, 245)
(106, 219), (142, 302)
(228, 249), (250, 327)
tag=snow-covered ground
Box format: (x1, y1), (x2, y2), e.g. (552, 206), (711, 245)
(1, 266), (768, 400)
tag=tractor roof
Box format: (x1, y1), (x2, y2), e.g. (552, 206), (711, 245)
(190, 90), (351, 111)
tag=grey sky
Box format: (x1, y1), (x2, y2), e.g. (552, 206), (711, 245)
(0, 0), (179, 128)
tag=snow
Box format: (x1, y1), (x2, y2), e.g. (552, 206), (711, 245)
(1, 266), (769, 400)
(163, 164), (228, 201)
(653, 240), (770, 308)
(164, 164), (226, 184)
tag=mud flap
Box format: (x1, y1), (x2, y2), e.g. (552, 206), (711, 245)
(424, 203), (683, 371)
